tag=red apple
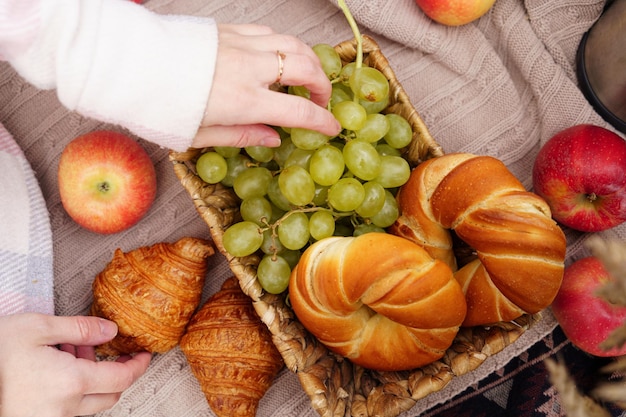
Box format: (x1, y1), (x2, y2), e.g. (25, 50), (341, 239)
(415, 0), (496, 26)
(532, 124), (626, 232)
(58, 130), (157, 234)
(551, 256), (626, 357)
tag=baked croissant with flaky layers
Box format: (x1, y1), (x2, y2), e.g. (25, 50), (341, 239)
(389, 153), (567, 327)
(90, 237), (214, 356)
(180, 276), (283, 417)
(289, 232), (467, 372)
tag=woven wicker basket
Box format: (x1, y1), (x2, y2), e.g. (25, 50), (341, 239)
(170, 35), (538, 417)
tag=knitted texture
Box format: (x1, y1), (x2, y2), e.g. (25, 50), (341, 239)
(1, 0), (624, 415)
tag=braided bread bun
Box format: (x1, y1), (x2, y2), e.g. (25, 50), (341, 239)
(289, 232), (467, 371)
(389, 153), (567, 327)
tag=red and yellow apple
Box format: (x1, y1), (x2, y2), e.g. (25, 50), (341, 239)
(415, 0), (497, 26)
(551, 256), (626, 357)
(58, 130), (157, 234)
(532, 124), (626, 232)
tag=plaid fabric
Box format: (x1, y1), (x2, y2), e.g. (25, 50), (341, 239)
(0, 122), (54, 316)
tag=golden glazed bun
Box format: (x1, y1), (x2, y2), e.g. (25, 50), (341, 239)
(389, 153), (567, 327)
(289, 232), (467, 371)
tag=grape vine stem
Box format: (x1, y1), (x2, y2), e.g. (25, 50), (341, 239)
(337, 0), (363, 69)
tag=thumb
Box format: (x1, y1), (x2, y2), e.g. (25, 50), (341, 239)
(192, 124), (282, 148)
(34, 314), (118, 347)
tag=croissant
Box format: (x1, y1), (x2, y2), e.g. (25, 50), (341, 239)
(389, 153), (567, 327)
(289, 232), (467, 371)
(90, 236), (214, 355)
(180, 276), (284, 417)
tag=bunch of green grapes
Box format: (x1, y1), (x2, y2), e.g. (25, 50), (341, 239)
(195, 42), (413, 295)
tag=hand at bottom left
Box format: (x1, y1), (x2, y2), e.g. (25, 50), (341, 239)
(0, 313), (151, 417)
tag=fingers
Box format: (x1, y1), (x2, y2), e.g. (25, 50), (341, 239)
(76, 352), (152, 415)
(194, 92), (341, 149)
(31, 314), (118, 347)
(212, 24), (335, 129)
(269, 50), (332, 108)
(192, 124), (282, 148)
(75, 392), (123, 416)
(87, 351), (152, 394)
(59, 343), (98, 361)
(251, 90), (341, 136)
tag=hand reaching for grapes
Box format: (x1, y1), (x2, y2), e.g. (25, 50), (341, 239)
(192, 24), (342, 149)
(0, 313), (151, 417)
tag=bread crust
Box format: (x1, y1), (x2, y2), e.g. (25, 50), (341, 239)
(289, 233), (467, 371)
(390, 153), (566, 326)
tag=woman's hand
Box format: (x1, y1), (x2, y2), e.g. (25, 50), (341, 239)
(192, 24), (341, 148)
(0, 313), (151, 417)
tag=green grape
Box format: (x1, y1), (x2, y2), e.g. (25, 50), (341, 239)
(353, 223), (386, 236)
(332, 100), (367, 131)
(355, 113), (390, 143)
(312, 184), (329, 206)
(370, 190), (399, 228)
(273, 136), (296, 167)
(222, 221), (263, 257)
(221, 154), (251, 187)
(309, 144), (345, 186)
(328, 177), (365, 212)
(278, 165), (315, 206)
(280, 249), (301, 269)
(214, 146), (241, 158)
(233, 166), (272, 200)
(343, 140), (382, 181)
(269, 202), (286, 223)
(384, 113), (413, 149)
(375, 155), (411, 189)
(313, 43), (343, 80)
(376, 143), (402, 157)
(196, 151), (228, 184)
(261, 228), (285, 255)
(277, 211), (310, 250)
(291, 127), (330, 150)
(257, 254), (291, 294)
(288, 85), (310, 99)
(360, 95), (389, 114)
(245, 146), (274, 163)
(355, 181), (386, 218)
(309, 210), (335, 241)
(339, 62), (356, 86)
(267, 176), (292, 211)
(240, 196), (273, 226)
(284, 148), (313, 170)
(330, 83), (352, 107)
(349, 66), (389, 103)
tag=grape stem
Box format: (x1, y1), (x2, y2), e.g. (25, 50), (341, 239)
(337, 0), (363, 69)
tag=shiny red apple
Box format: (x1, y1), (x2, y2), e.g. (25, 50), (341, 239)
(58, 130), (157, 234)
(551, 256), (626, 357)
(415, 0), (497, 26)
(532, 124), (626, 232)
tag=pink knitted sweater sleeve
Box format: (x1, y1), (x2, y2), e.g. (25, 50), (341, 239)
(0, 0), (218, 151)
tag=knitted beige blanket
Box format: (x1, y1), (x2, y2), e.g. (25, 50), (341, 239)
(1, 0), (624, 416)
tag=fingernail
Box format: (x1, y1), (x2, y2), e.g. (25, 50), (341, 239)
(334, 120), (342, 134)
(99, 318), (118, 338)
(261, 136), (282, 147)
